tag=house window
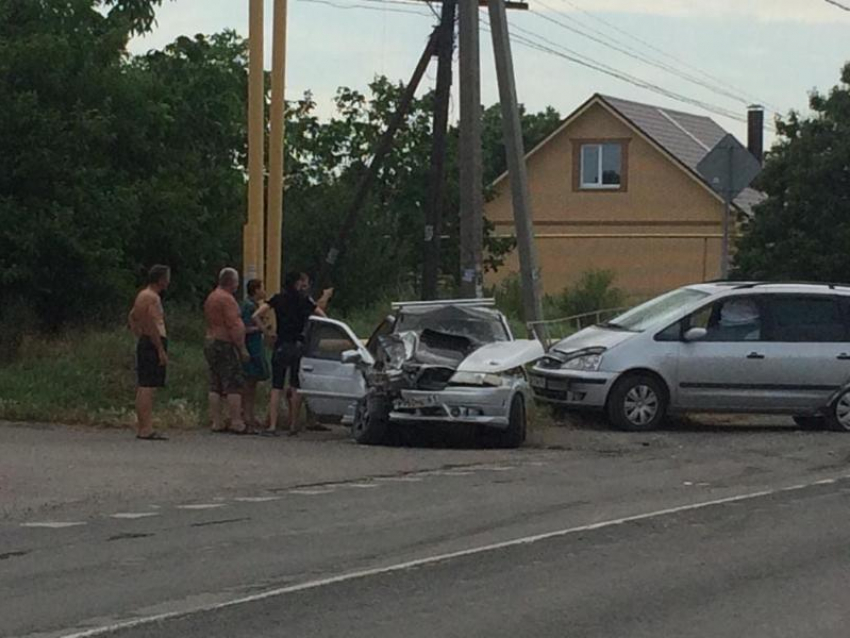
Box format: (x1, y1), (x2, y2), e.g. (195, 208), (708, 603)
(580, 143), (622, 189)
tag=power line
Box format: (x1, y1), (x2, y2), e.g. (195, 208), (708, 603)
(554, 0), (781, 112)
(825, 0), (850, 11)
(484, 15), (777, 131)
(531, 0), (774, 113)
(297, 0), (432, 17)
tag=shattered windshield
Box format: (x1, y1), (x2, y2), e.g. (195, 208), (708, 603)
(395, 305), (510, 345)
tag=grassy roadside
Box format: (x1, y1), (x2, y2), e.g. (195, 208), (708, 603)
(0, 303), (385, 429)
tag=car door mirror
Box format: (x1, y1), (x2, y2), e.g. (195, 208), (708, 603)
(341, 349), (363, 365)
(683, 327), (707, 342)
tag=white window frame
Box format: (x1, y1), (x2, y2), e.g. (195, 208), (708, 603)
(580, 143), (621, 190)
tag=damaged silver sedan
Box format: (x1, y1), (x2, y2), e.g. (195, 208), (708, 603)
(297, 299), (543, 447)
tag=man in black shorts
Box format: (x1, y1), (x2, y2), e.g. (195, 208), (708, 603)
(128, 265), (171, 441)
(254, 271), (332, 435)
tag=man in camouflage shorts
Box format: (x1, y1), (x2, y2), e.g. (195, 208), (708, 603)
(203, 268), (250, 433)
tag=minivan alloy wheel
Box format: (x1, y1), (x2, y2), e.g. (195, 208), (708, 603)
(832, 391), (850, 432)
(624, 385), (659, 426)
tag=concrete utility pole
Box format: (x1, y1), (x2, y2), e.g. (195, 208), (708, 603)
(421, 0), (456, 300)
(245, 0), (265, 285)
(316, 29), (440, 289)
(486, 0), (542, 323)
(266, 0), (288, 293)
(458, 0), (484, 299)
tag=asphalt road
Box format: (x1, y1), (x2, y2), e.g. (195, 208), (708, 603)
(3, 419), (850, 637)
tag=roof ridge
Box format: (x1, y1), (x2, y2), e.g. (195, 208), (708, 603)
(598, 93), (718, 123)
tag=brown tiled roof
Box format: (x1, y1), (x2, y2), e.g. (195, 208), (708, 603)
(599, 95), (765, 215)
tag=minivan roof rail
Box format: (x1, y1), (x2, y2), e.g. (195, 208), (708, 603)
(391, 298), (497, 310)
(730, 281), (850, 290)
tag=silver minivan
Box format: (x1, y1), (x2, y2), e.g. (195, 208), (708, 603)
(530, 283), (850, 432)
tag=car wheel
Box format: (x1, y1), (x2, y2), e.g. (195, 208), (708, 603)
(827, 390), (850, 432)
(497, 395), (527, 448)
(352, 393), (389, 445)
(606, 374), (667, 432)
(792, 415), (826, 430)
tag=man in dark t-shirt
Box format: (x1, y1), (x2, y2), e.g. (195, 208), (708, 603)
(254, 271), (332, 434)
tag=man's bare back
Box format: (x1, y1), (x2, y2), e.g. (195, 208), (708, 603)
(129, 288), (166, 339)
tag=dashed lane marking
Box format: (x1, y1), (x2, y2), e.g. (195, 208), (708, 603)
(21, 522), (86, 529)
(345, 483), (380, 489)
(176, 504), (227, 511)
(110, 513), (160, 520)
(56, 473), (850, 638)
(375, 477), (424, 483)
(233, 497), (282, 503)
(288, 488), (336, 496)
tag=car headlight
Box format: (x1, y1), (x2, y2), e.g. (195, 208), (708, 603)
(450, 371), (508, 387)
(561, 351), (604, 371)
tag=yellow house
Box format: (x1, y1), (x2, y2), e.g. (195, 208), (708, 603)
(485, 94), (764, 298)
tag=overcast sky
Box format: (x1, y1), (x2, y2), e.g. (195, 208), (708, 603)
(129, 0), (850, 147)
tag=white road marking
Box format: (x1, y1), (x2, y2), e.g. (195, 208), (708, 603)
(233, 497), (282, 503)
(176, 504), (227, 511)
(21, 522), (86, 529)
(375, 477), (424, 483)
(288, 488), (335, 496)
(436, 471), (474, 477)
(56, 473), (850, 638)
(110, 513), (160, 520)
(345, 483), (379, 489)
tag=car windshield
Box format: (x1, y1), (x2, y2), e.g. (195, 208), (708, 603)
(395, 305), (510, 344)
(604, 288), (710, 332)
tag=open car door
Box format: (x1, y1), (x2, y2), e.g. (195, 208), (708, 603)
(298, 317), (373, 422)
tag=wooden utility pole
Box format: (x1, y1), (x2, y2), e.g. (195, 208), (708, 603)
(266, 0), (288, 293)
(245, 0), (265, 284)
(458, 0), (484, 298)
(421, 0), (456, 300)
(487, 0), (542, 323)
(317, 29), (440, 288)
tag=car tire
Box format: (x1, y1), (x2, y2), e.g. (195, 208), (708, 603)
(497, 395), (527, 449)
(352, 393), (389, 445)
(606, 374), (667, 432)
(827, 389), (850, 432)
(792, 416), (826, 430)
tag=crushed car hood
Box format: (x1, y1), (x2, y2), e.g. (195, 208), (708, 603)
(455, 339), (544, 374)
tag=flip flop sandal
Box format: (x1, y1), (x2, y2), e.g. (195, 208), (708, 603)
(226, 428), (255, 436)
(258, 430), (280, 437)
(137, 432), (169, 441)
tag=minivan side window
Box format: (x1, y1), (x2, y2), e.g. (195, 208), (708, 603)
(764, 295), (848, 342)
(664, 296), (763, 342)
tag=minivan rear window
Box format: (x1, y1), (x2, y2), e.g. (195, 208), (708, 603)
(607, 288), (710, 332)
(766, 296), (848, 342)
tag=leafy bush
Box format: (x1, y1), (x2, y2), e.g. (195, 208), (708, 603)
(546, 270), (626, 318)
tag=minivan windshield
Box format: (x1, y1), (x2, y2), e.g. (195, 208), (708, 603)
(604, 288), (710, 332)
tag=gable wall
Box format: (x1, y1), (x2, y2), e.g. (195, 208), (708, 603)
(485, 101), (727, 300)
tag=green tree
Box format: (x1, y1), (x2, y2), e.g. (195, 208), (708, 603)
(0, 0), (162, 328)
(735, 63), (850, 281)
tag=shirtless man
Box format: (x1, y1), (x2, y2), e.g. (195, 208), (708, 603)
(203, 267), (250, 434)
(128, 265), (171, 441)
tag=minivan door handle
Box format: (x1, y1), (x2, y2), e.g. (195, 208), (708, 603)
(837, 354), (850, 361)
(747, 352), (765, 360)
(301, 364), (315, 372)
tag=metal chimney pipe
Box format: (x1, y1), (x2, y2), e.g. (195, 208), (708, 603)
(747, 105), (764, 164)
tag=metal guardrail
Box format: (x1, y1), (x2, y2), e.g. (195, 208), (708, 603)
(527, 307), (629, 349)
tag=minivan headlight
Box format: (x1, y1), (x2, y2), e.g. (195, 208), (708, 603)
(561, 350), (604, 371)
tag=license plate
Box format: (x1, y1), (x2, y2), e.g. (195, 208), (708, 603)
(530, 375), (546, 389)
(405, 395), (439, 408)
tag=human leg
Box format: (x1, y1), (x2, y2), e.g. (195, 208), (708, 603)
(135, 387), (155, 437)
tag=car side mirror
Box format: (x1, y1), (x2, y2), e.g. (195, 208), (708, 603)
(341, 349), (363, 365)
(683, 327), (707, 342)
